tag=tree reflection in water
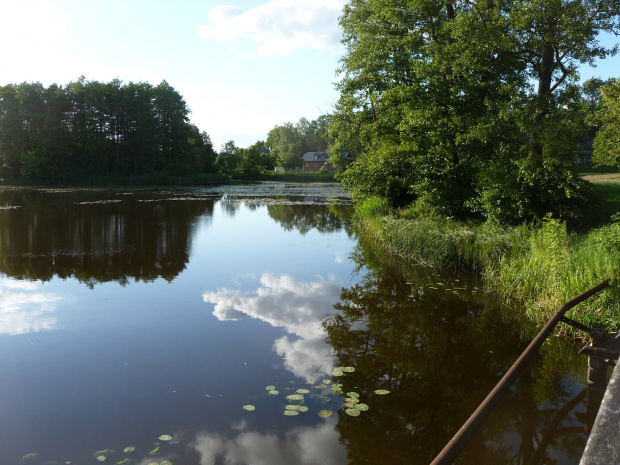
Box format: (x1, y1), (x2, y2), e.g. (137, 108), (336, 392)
(322, 237), (592, 465)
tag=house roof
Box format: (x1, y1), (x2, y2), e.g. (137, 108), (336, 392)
(302, 151), (329, 162)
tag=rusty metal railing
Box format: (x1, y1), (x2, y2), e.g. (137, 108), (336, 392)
(430, 279), (611, 465)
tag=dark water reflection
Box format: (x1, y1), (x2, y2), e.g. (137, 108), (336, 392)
(325, 237), (590, 465)
(0, 186), (593, 465)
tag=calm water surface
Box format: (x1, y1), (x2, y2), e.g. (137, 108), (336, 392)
(0, 184), (596, 465)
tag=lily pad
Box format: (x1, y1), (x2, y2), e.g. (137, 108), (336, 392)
(332, 369), (344, 376)
(318, 409), (333, 418)
(298, 406), (309, 412)
(116, 459), (132, 465)
(242, 405), (256, 411)
(342, 367), (356, 373)
(345, 408), (361, 417)
(354, 403), (369, 411)
(97, 456), (106, 462)
(283, 410), (299, 416)
(285, 404), (301, 410)
(266, 385), (276, 391)
(347, 391), (359, 398)
(374, 389), (391, 395)
(149, 446), (159, 456)
(322, 380), (331, 385)
(296, 389), (310, 394)
(159, 435), (172, 441)
(286, 394), (304, 401)
(268, 390), (279, 395)
(161, 461), (173, 465)
(345, 397), (360, 404)
(124, 446), (136, 453)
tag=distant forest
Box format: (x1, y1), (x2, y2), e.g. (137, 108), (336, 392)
(0, 77), (218, 184)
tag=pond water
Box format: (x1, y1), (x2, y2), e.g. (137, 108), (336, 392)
(0, 184), (598, 465)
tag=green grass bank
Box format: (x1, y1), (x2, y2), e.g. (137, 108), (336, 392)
(353, 180), (620, 334)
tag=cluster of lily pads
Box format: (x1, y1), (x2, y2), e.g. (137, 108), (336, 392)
(242, 365), (390, 419)
(21, 434), (175, 465)
(90, 435), (173, 464)
(426, 279), (483, 296)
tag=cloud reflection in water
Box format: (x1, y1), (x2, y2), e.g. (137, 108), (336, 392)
(202, 273), (342, 383)
(0, 280), (62, 335)
(193, 420), (345, 465)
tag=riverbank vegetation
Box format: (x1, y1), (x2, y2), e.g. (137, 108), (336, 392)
(353, 185), (620, 333)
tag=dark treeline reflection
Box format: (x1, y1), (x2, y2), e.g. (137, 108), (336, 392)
(0, 189), (215, 286)
(323, 237), (589, 465)
(267, 201), (354, 236)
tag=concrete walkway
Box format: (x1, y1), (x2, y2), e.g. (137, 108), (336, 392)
(580, 360), (620, 464)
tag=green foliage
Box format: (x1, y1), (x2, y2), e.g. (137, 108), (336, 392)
(355, 201), (620, 331)
(0, 78), (218, 184)
(593, 80), (620, 166)
(332, 0), (620, 223)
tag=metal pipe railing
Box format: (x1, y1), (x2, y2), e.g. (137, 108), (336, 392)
(430, 279), (611, 465)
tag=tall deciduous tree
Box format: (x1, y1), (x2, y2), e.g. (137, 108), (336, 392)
(333, 0), (619, 222)
(593, 79), (620, 166)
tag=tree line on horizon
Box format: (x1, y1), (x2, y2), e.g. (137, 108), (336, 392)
(0, 77), (218, 184)
(0, 76), (335, 183)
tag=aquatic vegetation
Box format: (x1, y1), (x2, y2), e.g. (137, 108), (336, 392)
(374, 389), (391, 395)
(158, 435), (172, 441)
(20, 453), (38, 463)
(242, 405), (256, 411)
(318, 410), (333, 418)
(123, 446), (135, 453)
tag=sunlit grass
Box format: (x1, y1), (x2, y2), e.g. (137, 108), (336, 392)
(354, 197), (620, 333)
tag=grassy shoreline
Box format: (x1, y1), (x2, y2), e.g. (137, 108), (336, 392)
(353, 181), (620, 334)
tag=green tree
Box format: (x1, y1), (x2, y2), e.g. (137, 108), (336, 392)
(593, 79), (620, 166)
(216, 140), (241, 172)
(333, 0), (619, 222)
(0, 78), (218, 183)
(0, 84), (25, 179)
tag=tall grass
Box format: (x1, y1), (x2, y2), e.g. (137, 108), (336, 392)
(355, 196), (620, 333)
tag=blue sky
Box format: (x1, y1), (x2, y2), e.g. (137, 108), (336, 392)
(0, 0), (618, 151)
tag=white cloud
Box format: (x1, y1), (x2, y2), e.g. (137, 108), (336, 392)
(198, 0), (346, 56)
(193, 421), (346, 465)
(203, 273), (342, 382)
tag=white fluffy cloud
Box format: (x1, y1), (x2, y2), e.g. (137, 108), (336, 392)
(193, 421), (346, 465)
(197, 0), (346, 56)
(203, 273), (342, 382)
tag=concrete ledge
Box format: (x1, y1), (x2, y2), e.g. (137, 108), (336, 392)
(580, 361), (620, 464)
